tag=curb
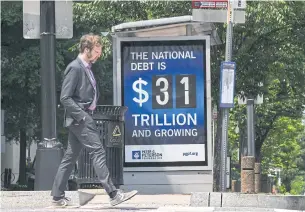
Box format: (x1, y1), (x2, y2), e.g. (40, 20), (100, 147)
(190, 192), (305, 211)
(157, 207), (215, 211)
(157, 207), (305, 212)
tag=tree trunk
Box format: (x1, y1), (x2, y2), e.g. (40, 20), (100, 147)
(18, 128), (27, 185)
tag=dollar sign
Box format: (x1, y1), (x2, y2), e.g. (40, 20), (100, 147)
(132, 78), (149, 107)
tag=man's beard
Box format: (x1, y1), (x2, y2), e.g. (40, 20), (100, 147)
(86, 52), (97, 64)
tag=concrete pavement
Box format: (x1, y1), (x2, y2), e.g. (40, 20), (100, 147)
(0, 190), (190, 211)
(0, 207), (304, 212)
(190, 192), (305, 210)
(1, 190), (304, 212)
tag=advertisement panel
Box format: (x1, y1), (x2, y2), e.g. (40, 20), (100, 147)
(121, 38), (209, 168)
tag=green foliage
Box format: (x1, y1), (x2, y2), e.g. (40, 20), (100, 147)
(260, 117), (304, 193)
(278, 185), (287, 194)
(290, 175), (305, 195)
(1, 1), (22, 26)
(261, 117), (303, 171)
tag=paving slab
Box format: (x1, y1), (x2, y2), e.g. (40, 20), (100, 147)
(222, 193), (305, 210)
(257, 195), (305, 211)
(189, 192), (209, 207)
(210, 192), (221, 207)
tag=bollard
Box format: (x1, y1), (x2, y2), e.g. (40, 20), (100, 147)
(34, 148), (64, 190)
(254, 163), (261, 193)
(231, 180), (237, 192)
(241, 156), (255, 193)
(3, 168), (12, 188)
(260, 174), (269, 193)
(8, 168), (12, 187)
(4, 168), (8, 188)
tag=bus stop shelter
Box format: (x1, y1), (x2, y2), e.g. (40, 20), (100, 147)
(111, 15), (221, 194)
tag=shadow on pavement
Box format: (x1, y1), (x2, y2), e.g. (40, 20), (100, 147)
(82, 206), (158, 211)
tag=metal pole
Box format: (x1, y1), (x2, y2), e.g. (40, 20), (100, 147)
(112, 34), (118, 105)
(246, 99), (255, 156)
(39, 0), (57, 148)
(35, 0), (63, 190)
(212, 104), (217, 157)
(212, 119), (215, 157)
(220, 1), (234, 192)
(252, 109), (255, 158)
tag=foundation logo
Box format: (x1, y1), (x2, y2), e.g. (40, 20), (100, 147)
(132, 151), (141, 160)
(132, 150), (163, 160)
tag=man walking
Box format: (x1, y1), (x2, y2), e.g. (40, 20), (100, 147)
(51, 33), (137, 207)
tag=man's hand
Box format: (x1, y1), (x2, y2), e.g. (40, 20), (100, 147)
(60, 67), (87, 122)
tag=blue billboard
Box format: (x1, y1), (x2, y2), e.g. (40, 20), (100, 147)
(121, 39), (208, 167)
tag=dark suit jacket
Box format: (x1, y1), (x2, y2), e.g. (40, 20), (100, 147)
(60, 57), (99, 127)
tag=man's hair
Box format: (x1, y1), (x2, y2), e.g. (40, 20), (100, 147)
(79, 33), (102, 53)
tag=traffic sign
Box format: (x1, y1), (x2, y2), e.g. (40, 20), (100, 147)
(192, 8), (245, 23)
(192, 0), (246, 24)
(23, 1), (73, 39)
(233, 0), (247, 9)
(219, 61), (236, 108)
(192, 0), (228, 9)
(192, 0), (246, 9)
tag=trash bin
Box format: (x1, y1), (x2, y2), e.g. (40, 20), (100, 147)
(75, 105), (127, 189)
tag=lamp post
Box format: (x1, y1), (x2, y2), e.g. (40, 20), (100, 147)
(238, 82), (264, 193)
(238, 82), (264, 157)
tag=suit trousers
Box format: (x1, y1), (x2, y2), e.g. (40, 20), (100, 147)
(51, 112), (117, 197)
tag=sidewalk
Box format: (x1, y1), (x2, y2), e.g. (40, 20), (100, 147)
(1, 190), (304, 212)
(0, 190), (190, 211)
